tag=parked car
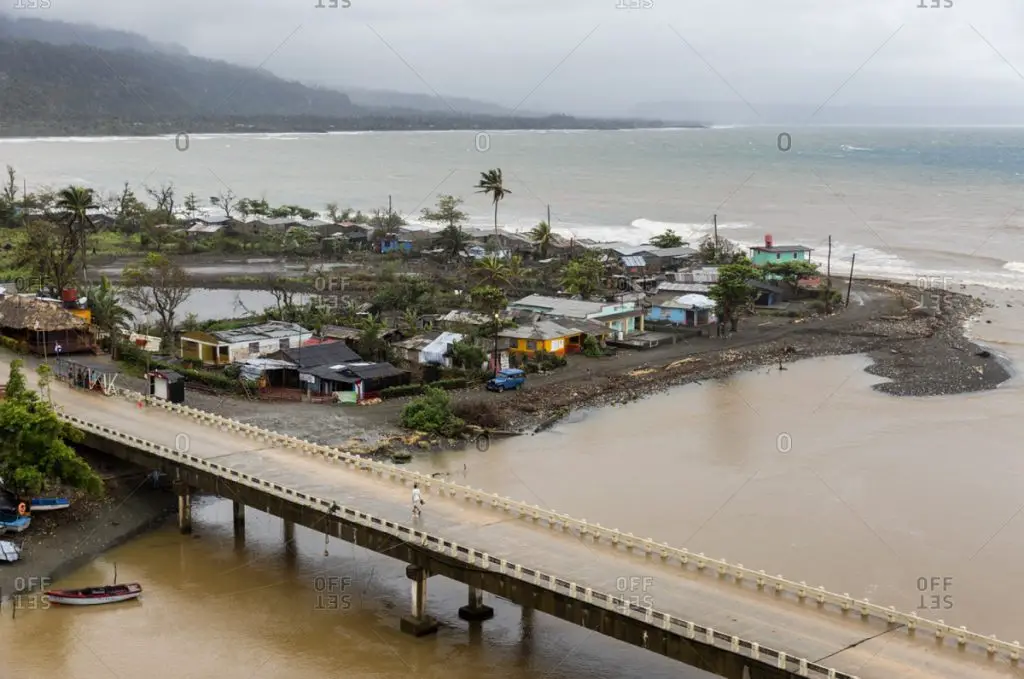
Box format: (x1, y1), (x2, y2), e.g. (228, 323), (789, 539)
(486, 368), (525, 392)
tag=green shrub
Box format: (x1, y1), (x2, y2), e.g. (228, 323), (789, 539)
(400, 386), (465, 437)
(380, 377), (468, 399)
(381, 384), (426, 398)
(582, 335), (603, 357)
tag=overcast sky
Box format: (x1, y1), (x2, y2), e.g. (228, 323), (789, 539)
(32, 0), (1024, 115)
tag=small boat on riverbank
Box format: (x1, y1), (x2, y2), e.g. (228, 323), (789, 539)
(0, 540), (20, 563)
(29, 497), (70, 512)
(0, 513), (30, 534)
(45, 583), (142, 606)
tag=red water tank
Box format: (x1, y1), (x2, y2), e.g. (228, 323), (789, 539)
(764, 234), (773, 247)
(61, 288), (77, 302)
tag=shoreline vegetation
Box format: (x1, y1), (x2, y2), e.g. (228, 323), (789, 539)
(0, 116), (705, 139)
(0, 164), (1011, 595)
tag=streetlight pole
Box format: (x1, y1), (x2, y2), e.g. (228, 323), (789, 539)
(492, 312), (499, 377)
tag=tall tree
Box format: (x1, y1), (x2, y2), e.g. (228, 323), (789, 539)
(529, 220), (553, 258)
(14, 220), (78, 296)
(708, 257), (762, 332)
(422, 195), (469, 260)
(560, 251), (605, 299)
(55, 185), (98, 287)
(87, 275), (135, 359)
(649, 229), (684, 248)
(475, 168), (510, 238)
(121, 253), (192, 343)
(210, 189), (237, 220)
(0, 360), (103, 497)
(144, 182), (176, 220)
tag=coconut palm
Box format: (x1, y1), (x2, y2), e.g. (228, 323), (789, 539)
(529, 220), (553, 259)
(474, 169), (510, 238)
(87, 275), (135, 359)
(56, 185), (99, 286)
(474, 255), (509, 287)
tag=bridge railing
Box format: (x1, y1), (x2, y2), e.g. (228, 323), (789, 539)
(109, 389), (1022, 664)
(64, 410), (858, 679)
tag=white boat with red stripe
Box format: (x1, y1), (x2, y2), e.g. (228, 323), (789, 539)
(45, 583), (143, 606)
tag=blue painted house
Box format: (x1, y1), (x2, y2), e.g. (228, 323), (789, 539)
(749, 234), (812, 266)
(377, 235), (413, 254)
(646, 294), (717, 327)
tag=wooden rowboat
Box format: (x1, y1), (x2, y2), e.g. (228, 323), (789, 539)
(45, 583), (142, 606)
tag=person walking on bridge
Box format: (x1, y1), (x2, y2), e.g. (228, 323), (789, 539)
(411, 483), (425, 518)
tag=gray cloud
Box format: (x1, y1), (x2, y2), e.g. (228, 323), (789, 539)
(28, 0), (1024, 114)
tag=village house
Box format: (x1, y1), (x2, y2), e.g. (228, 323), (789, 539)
(646, 294), (717, 328)
(179, 321), (313, 366)
(499, 316), (608, 356)
(508, 294), (645, 341)
(319, 325), (362, 347)
(749, 234), (813, 265)
(266, 341), (408, 402)
(375, 233), (413, 254)
(641, 246), (698, 271)
(0, 294), (95, 355)
(391, 331), (464, 368)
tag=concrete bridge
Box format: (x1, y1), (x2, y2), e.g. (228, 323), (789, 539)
(3, 359), (1021, 679)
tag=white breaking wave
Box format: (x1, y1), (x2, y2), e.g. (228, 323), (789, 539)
(840, 145), (873, 152)
(1003, 261), (1024, 274)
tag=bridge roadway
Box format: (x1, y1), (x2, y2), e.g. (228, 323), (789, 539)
(3, 360), (1021, 679)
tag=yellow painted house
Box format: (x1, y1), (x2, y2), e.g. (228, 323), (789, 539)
(180, 321), (313, 366)
(499, 317), (608, 356)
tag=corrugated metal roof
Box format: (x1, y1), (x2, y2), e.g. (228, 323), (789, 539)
(187, 224), (223, 233)
(621, 255), (646, 267)
(510, 295), (607, 319)
(657, 281), (712, 293)
(646, 246), (697, 258)
(212, 321), (310, 344)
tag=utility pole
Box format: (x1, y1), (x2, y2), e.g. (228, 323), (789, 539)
(546, 204), (551, 227)
(387, 194), (393, 228)
(712, 213), (718, 261)
(826, 235), (833, 313)
(845, 253), (856, 309)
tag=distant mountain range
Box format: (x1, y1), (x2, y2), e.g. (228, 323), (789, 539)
(0, 13), (696, 137)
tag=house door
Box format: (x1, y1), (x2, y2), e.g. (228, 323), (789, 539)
(154, 379), (168, 400)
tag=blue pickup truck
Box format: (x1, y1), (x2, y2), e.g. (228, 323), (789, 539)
(486, 368), (526, 392)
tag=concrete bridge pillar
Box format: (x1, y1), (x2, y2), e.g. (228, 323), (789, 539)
(458, 585), (494, 621)
(400, 565), (438, 637)
(232, 501), (245, 539)
(283, 520), (296, 554)
(174, 471), (192, 534)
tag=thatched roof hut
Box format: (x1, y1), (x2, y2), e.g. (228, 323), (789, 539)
(0, 295), (87, 331)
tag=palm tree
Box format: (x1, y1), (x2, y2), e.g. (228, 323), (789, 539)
(474, 255), (509, 287)
(88, 275), (135, 359)
(474, 169), (510, 238)
(357, 314), (389, 362)
(529, 220), (553, 259)
(56, 185), (99, 287)
(504, 254), (528, 295)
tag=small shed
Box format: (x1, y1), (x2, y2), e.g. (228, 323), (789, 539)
(148, 369), (185, 403)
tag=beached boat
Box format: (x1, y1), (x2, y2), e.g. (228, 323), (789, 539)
(45, 583), (143, 606)
(0, 540), (20, 563)
(29, 497), (70, 512)
(0, 513), (30, 534)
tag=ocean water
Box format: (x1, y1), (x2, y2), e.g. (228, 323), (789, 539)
(2, 126), (1024, 290)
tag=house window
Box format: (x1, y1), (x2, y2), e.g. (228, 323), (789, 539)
(525, 340), (536, 351)
(279, 338), (290, 350)
(248, 342), (259, 355)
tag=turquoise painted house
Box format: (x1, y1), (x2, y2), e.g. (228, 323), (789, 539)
(646, 294), (717, 327)
(749, 234), (812, 266)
